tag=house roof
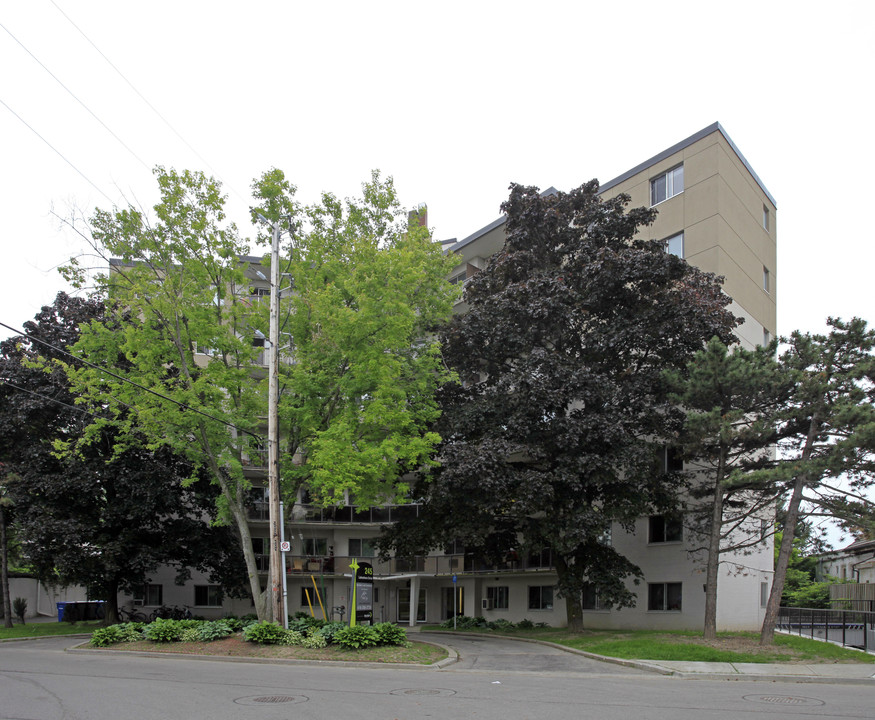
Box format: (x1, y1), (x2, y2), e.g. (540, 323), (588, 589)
(445, 122), (776, 257)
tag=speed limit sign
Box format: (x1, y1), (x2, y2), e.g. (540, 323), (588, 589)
(280, 541), (291, 552)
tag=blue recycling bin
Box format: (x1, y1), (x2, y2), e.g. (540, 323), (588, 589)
(56, 602), (68, 622)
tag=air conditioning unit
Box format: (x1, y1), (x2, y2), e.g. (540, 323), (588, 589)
(481, 598), (493, 611)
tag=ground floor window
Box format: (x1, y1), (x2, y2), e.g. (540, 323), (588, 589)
(487, 585), (509, 610)
(760, 581), (769, 607)
(648, 582), (682, 611)
(194, 585), (222, 607)
(528, 585), (553, 610)
(133, 584), (162, 606)
(582, 583), (606, 611)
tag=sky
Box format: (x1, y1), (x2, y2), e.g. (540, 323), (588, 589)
(1, 2), (873, 542)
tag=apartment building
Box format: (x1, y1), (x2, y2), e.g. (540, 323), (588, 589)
(128, 123), (777, 631)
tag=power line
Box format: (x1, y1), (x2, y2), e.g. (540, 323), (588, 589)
(0, 20), (151, 171)
(49, 0), (248, 204)
(0, 320), (261, 440)
(0, 378), (106, 422)
(0, 96), (115, 205)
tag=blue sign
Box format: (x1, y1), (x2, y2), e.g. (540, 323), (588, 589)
(452, 574), (457, 584)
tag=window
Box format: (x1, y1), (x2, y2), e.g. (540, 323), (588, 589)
(582, 583), (606, 610)
(348, 538), (376, 557)
(658, 446), (684, 474)
(650, 165), (684, 206)
(303, 537), (328, 556)
(648, 582), (682, 611)
(486, 585), (510, 610)
(251, 537), (268, 555)
(763, 205), (770, 231)
(760, 581), (769, 607)
(249, 285), (270, 300)
(194, 585), (222, 607)
(664, 232), (684, 258)
(763, 266), (770, 293)
(527, 547), (553, 568)
(487, 586), (510, 610)
(448, 271), (467, 285)
(443, 538), (465, 555)
(649, 515), (683, 543)
(763, 328), (771, 346)
(301, 586), (318, 606)
(528, 585), (554, 610)
(133, 584), (163, 606)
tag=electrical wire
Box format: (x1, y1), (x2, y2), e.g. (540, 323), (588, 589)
(0, 20), (151, 171)
(48, 0), (248, 204)
(0, 96), (115, 205)
(0, 320), (262, 440)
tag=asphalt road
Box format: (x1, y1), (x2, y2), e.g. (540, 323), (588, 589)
(1, 635), (872, 720)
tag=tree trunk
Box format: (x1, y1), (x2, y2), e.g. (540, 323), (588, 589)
(761, 417), (819, 645)
(554, 556), (583, 632)
(103, 577), (120, 626)
(760, 473), (806, 645)
(0, 503), (13, 629)
(703, 480), (725, 640)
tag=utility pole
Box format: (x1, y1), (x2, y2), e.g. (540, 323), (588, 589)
(266, 218), (285, 628)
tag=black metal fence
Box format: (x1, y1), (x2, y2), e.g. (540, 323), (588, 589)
(777, 606), (875, 653)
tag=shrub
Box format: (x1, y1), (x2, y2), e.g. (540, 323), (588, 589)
(516, 618), (534, 629)
(372, 622), (409, 647)
(12, 597), (27, 623)
(317, 621), (347, 644)
(302, 633), (328, 649)
(198, 620), (233, 642)
(143, 618), (183, 642)
(90, 625), (123, 647)
(180, 627), (200, 642)
(288, 616), (324, 635)
(491, 618), (515, 630)
(242, 621), (287, 645)
(118, 622), (146, 642)
(333, 625), (379, 650)
(279, 630), (304, 646)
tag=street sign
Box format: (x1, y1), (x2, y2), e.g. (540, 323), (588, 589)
(452, 574), (457, 583)
(280, 541), (290, 552)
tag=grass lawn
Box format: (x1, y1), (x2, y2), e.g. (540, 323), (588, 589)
(0, 621), (102, 640)
(425, 626), (875, 664)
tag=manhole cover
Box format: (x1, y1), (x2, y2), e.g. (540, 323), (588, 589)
(389, 688), (457, 697)
(743, 695), (824, 707)
(234, 695), (308, 706)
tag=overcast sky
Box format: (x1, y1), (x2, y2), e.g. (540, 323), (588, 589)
(2, 2), (872, 541)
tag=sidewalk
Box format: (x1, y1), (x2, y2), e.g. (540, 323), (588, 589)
(630, 658), (875, 683)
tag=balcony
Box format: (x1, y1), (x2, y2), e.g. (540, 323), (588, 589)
(246, 503), (424, 524)
(251, 552), (555, 577)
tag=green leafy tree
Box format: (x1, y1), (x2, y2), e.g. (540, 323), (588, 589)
(668, 337), (791, 639)
(63, 168), (457, 620)
(0, 293), (246, 624)
(379, 181), (739, 631)
(759, 318), (875, 644)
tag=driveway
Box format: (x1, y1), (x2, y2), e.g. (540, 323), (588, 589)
(418, 632), (646, 676)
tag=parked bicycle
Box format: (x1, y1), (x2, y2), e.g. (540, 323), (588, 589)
(149, 605), (193, 621)
(117, 605), (148, 623)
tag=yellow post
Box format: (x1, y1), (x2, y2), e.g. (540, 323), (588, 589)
(304, 588), (314, 617)
(310, 575), (327, 620)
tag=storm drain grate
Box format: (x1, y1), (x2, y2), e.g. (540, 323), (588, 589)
(234, 695), (308, 706)
(389, 688), (457, 697)
(743, 695), (824, 707)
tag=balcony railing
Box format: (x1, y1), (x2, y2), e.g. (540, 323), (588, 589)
(254, 553), (555, 577)
(247, 502), (424, 523)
